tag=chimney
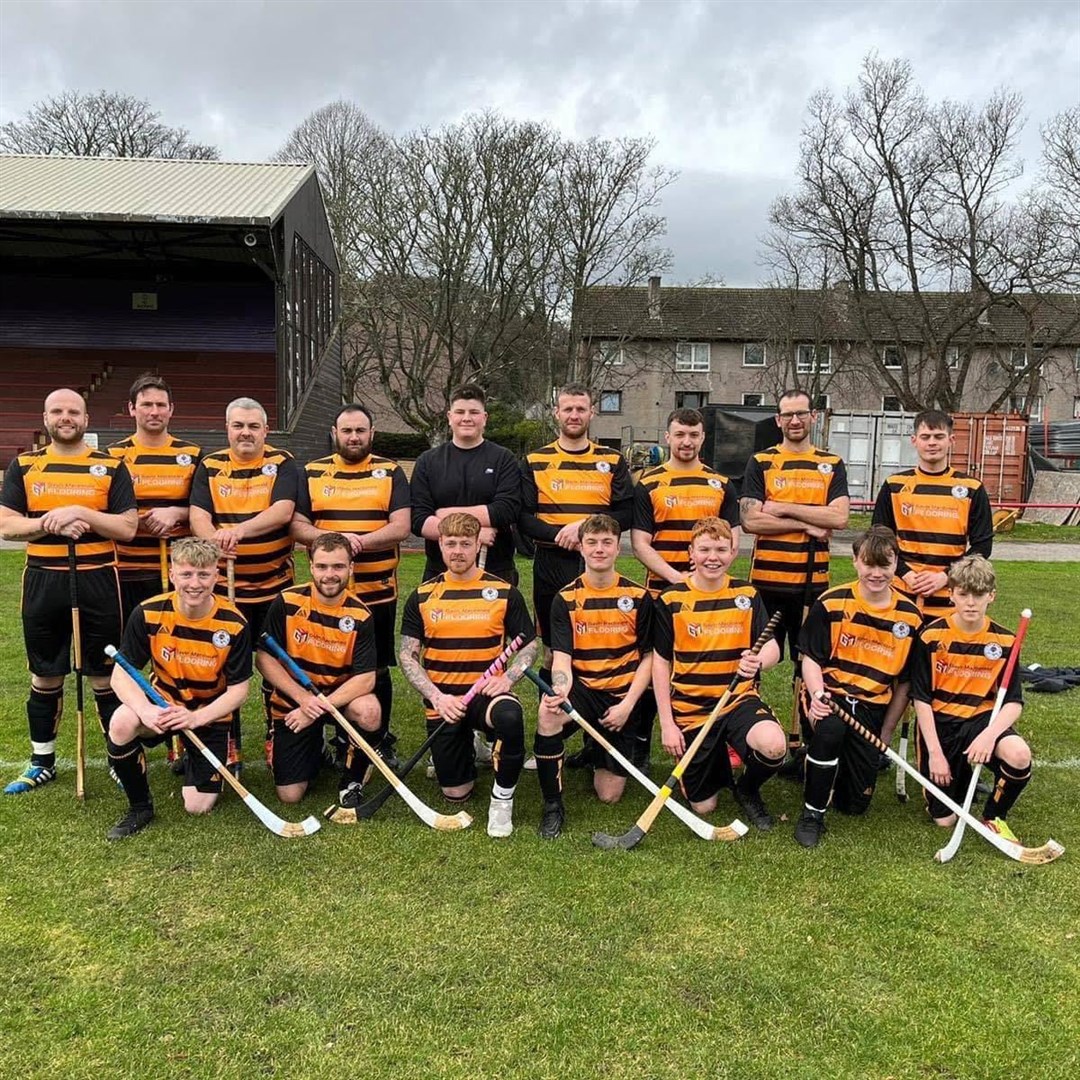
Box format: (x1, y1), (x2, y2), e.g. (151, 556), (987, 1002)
(648, 275), (661, 320)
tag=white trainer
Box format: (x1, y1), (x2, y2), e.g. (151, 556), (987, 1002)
(487, 796), (514, 838)
(522, 755), (538, 771)
(474, 730), (493, 765)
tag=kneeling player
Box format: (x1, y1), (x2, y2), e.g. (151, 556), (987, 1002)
(256, 532), (381, 809)
(536, 514), (654, 838)
(653, 518), (786, 830)
(796, 525), (921, 847)
(912, 555), (1031, 836)
(399, 512), (537, 837)
(106, 537), (251, 838)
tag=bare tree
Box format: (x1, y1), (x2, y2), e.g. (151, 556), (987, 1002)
(0, 90), (218, 159)
(762, 54), (1073, 412)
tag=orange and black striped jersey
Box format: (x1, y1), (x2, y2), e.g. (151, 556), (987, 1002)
(632, 462), (739, 593)
(742, 445), (848, 593)
(549, 574), (653, 696)
(653, 576), (769, 730)
(190, 446), (299, 605)
(521, 441), (634, 541)
(120, 593), (251, 720)
(799, 581), (921, 705)
(872, 467), (993, 616)
(261, 583), (377, 714)
(400, 571), (535, 720)
(911, 616), (1022, 725)
(107, 434), (202, 576)
(296, 453), (410, 605)
(1, 446), (136, 570)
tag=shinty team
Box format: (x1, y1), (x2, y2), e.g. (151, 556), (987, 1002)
(0, 378), (1035, 851)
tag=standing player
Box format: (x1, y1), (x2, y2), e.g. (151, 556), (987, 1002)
(520, 384), (634, 684)
(535, 515), (653, 838)
(292, 403), (410, 761)
(872, 409), (993, 621)
(653, 518), (787, 830)
(740, 390), (849, 760)
(257, 533), (381, 808)
(410, 384), (522, 584)
(399, 513), (538, 837)
(107, 373), (202, 618)
(631, 408), (740, 595)
(912, 555), (1032, 836)
(189, 397), (298, 766)
(104, 537), (251, 838)
(1, 388), (137, 794)
(795, 526), (921, 847)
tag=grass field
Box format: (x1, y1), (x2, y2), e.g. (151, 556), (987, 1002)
(0, 548), (1077, 1079)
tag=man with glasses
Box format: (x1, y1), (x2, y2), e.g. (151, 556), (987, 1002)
(740, 391), (849, 767)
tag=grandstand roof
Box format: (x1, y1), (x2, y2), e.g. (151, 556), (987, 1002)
(0, 155), (316, 226)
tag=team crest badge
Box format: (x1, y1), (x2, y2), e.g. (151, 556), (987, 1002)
(372, 468), (387, 479)
(212, 630), (231, 648)
(176, 453), (192, 467)
(892, 622), (911, 639)
(984, 642), (1003, 661)
(818, 462), (833, 475)
(735, 594), (752, 610)
(293, 628), (309, 645)
(617, 595), (635, 613)
(160, 646), (174, 663)
(339, 616), (356, 633)
(482, 587), (499, 602)
(708, 477), (723, 489)
(261, 463), (278, 477)
(596, 460), (611, 474)
(90, 464), (107, 477)
(952, 485), (968, 499)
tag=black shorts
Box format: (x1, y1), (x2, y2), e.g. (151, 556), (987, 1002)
(21, 565), (122, 678)
(267, 717), (326, 787)
(427, 693), (521, 789)
(533, 548), (583, 645)
(238, 600), (273, 645)
(141, 721), (236, 794)
(917, 717), (1021, 820)
(757, 587), (825, 663)
(562, 682), (652, 777)
(679, 695), (780, 804)
(119, 574), (165, 622)
(808, 698), (886, 815)
(369, 600), (397, 669)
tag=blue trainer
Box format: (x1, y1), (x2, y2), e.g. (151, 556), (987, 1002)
(4, 764), (57, 795)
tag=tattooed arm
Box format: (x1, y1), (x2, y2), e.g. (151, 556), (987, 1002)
(481, 638), (539, 697)
(399, 635), (465, 722)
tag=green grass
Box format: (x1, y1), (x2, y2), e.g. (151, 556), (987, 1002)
(1, 549), (1078, 1079)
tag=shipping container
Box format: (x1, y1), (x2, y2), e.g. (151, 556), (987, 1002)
(949, 413), (1029, 503)
(822, 411), (920, 505)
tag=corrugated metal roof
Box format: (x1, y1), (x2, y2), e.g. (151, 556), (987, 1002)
(0, 154), (316, 225)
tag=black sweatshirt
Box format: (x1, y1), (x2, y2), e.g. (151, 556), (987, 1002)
(410, 439), (522, 581)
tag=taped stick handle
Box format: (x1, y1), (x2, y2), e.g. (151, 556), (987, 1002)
(460, 634), (525, 706)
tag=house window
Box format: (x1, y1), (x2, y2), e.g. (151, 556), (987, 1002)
(1009, 394), (1043, 421)
(1074, 347), (1080, 373)
(1073, 396), (1080, 420)
(599, 390), (622, 414)
(946, 346), (961, 370)
(742, 393), (765, 406)
(882, 395), (902, 412)
(796, 344), (832, 374)
(883, 346), (903, 370)
(675, 341), (710, 372)
(598, 340), (625, 366)
(1010, 348), (1027, 371)
(743, 343), (766, 367)
(813, 393), (829, 411)
(675, 391), (708, 410)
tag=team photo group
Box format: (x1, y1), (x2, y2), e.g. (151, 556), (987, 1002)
(0, 375), (1053, 863)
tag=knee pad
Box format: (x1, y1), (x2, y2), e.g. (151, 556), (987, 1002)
(488, 697), (523, 740)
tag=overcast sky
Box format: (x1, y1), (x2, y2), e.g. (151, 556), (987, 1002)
(2, 0), (1078, 285)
